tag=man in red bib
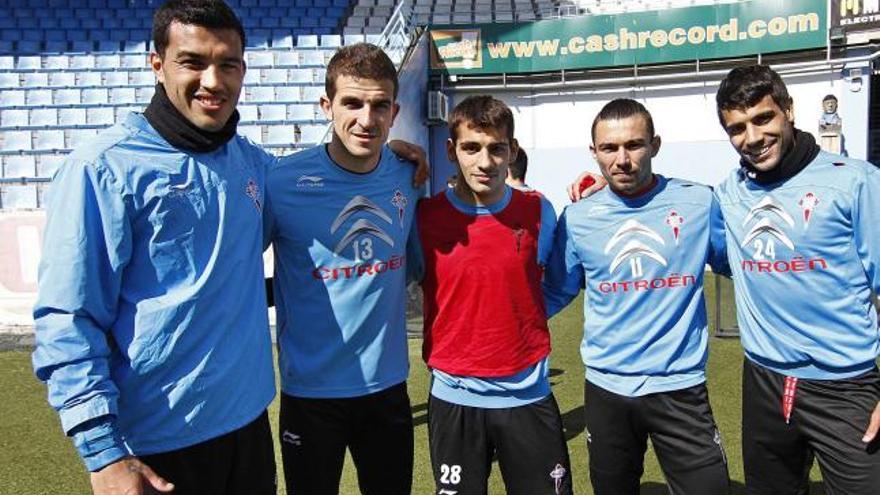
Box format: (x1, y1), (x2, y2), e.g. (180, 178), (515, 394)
(412, 95), (572, 495)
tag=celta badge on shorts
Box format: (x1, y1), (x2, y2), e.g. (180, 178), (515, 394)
(550, 463), (566, 494)
(798, 192), (819, 227)
(391, 188), (407, 228)
(246, 178), (262, 213)
(665, 210), (684, 245)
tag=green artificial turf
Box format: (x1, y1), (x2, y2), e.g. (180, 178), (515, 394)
(0, 274), (826, 493)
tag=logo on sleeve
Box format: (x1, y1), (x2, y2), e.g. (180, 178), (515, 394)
(246, 178), (262, 213)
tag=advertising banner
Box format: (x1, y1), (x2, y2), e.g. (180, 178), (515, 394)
(831, 0), (880, 32)
(429, 0), (827, 74)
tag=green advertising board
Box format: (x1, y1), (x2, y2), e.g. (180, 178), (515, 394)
(429, 0), (827, 74)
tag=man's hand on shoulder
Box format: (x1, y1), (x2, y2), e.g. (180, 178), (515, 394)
(567, 171), (607, 202)
(90, 457), (174, 495)
(388, 139), (430, 187)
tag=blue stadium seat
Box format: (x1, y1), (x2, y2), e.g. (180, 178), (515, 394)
(250, 29), (271, 48)
(82, 88), (109, 104)
(109, 29), (129, 41)
(288, 104), (315, 121)
(98, 41), (121, 52)
(45, 29), (65, 42)
(103, 18), (121, 29)
(259, 104), (287, 121)
(343, 34), (365, 45)
(238, 125), (263, 144)
(121, 53), (147, 68)
(78, 72), (103, 86)
(249, 86), (276, 102)
(16, 41), (42, 53)
(38, 154), (65, 177)
(3, 131), (32, 151)
(16, 55), (41, 70)
(135, 86), (155, 104)
(4, 155), (37, 178)
(300, 50), (326, 66)
(289, 68), (313, 83)
(49, 72), (76, 87)
(104, 71), (129, 86)
(0, 89), (25, 106)
(123, 41), (147, 53)
(26, 89), (53, 106)
(238, 105), (258, 122)
(81, 18), (102, 29)
(1, 184), (39, 209)
(34, 130), (66, 151)
(96, 54), (121, 69)
(59, 108), (87, 126)
(261, 17), (280, 28)
(75, 8), (95, 19)
(45, 55), (72, 70)
(0, 41), (13, 54)
(244, 68), (261, 85)
(275, 86), (301, 102)
(110, 88), (137, 104)
(297, 34), (319, 48)
(263, 68), (288, 84)
(320, 35), (342, 47)
(0, 18), (15, 29)
(31, 108), (58, 127)
(1, 109), (29, 128)
(274, 50), (298, 66)
(89, 0), (108, 8)
(266, 125), (297, 145)
(71, 41), (95, 53)
(68, 128), (98, 148)
(0, 29), (21, 41)
(130, 70), (155, 86)
(300, 124), (328, 144)
(67, 28), (88, 41)
(306, 7), (324, 17)
(301, 17), (319, 28)
(86, 107), (115, 125)
(22, 29), (42, 42)
(319, 17), (337, 28)
(272, 31), (294, 48)
(301, 85), (324, 102)
(123, 18), (141, 29)
(18, 19), (39, 30)
(45, 41), (69, 52)
(247, 50), (274, 67)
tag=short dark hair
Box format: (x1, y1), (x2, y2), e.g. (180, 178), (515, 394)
(591, 98), (655, 142)
(508, 148), (528, 181)
(448, 95), (515, 143)
(325, 43), (398, 100)
(153, 0), (246, 57)
(716, 65), (792, 124)
(822, 94), (838, 102)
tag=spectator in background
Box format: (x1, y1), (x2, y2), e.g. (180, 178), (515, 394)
(506, 148), (534, 191)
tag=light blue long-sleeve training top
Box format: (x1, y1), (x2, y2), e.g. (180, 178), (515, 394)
(32, 113), (276, 470)
(544, 175), (729, 397)
(715, 152), (880, 380)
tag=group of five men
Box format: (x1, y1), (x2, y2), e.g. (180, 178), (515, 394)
(31, 0), (880, 494)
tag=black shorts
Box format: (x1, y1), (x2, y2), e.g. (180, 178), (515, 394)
(428, 393), (573, 495)
(742, 359), (880, 495)
(279, 382), (414, 495)
(584, 379), (729, 495)
(141, 410), (276, 495)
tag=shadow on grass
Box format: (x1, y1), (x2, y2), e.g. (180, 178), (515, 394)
(640, 480), (826, 494)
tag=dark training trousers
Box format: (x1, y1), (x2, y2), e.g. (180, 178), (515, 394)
(428, 393), (573, 495)
(742, 359), (880, 495)
(584, 380), (730, 495)
(141, 410), (276, 495)
(279, 382), (414, 495)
